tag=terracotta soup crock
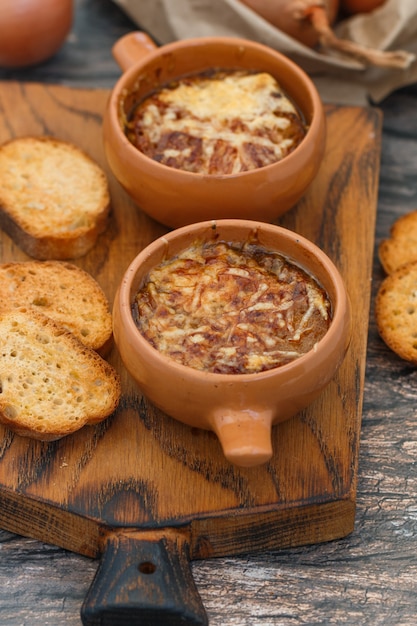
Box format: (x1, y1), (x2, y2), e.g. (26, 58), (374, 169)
(112, 220), (351, 468)
(103, 32), (326, 229)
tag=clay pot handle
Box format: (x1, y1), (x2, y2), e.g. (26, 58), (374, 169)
(211, 408), (274, 468)
(112, 31), (158, 73)
(81, 528), (208, 625)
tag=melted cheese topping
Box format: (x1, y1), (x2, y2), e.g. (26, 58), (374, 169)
(125, 70), (307, 175)
(133, 240), (331, 374)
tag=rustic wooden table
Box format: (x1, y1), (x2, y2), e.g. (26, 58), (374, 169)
(1, 1), (417, 625)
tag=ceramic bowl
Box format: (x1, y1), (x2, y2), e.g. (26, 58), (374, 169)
(112, 219), (351, 468)
(103, 32), (326, 229)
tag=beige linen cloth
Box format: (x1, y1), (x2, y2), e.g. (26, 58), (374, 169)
(112, 0), (417, 105)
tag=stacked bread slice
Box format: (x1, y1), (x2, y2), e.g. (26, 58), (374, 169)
(0, 261), (120, 440)
(0, 260), (113, 355)
(376, 209), (417, 364)
(0, 307), (120, 441)
(0, 136), (121, 440)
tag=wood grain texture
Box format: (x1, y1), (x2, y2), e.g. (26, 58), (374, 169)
(0, 80), (380, 565)
(0, 83), (381, 624)
(0, 0), (416, 624)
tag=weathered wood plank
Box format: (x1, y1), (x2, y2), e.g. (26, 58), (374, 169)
(0, 0), (416, 625)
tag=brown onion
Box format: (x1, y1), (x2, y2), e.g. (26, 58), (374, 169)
(0, 0), (73, 68)
(239, 0), (339, 48)
(239, 0), (413, 68)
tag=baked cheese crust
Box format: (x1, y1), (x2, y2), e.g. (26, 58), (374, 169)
(133, 239), (331, 374)
(125, 70), (307, 175)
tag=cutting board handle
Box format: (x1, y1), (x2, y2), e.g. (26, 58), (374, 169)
(81, 528), (208, 626)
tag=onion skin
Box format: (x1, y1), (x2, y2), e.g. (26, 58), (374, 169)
(238, 0), (413, 68)
(0, 0), (73, 68)
(239, 0), (340, 48)
(341, 0), (386, 14)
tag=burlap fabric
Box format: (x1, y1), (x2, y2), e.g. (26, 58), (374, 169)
(112, 0), (417, 104)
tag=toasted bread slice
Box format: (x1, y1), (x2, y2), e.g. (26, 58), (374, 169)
(379, 210), (417, 274)
(375, 260), (417, 363)
(0, 260), (113, 355)
(0, 136), (110, 259)
(0, 308), (121, 440)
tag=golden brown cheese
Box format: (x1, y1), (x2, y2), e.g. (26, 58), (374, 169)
(125, 70), (307, 175)
(132, 240), (331, 374)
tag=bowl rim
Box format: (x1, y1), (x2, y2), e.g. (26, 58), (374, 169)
(105, 35), (325, 181)
(115, 219), (351, 383)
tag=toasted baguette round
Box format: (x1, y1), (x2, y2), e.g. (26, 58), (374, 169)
(375, 260), (417, 363)
(0, 136), (110, 260)
(0, 260), (113, 354)
(0, 308), (121, 440)
(379, 210), (417, 274)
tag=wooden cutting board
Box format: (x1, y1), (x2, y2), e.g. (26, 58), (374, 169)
(0, 82), (382, 625)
